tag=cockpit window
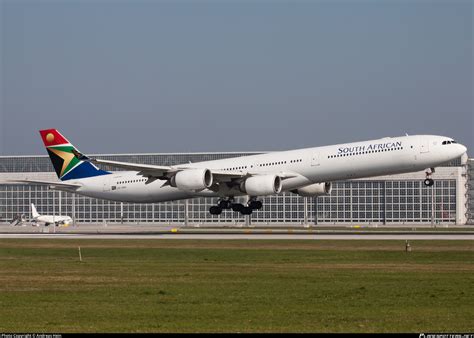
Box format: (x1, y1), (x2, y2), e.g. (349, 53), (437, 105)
(442, 140), (455, 145)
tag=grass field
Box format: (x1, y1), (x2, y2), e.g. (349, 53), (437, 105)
(0, 239), (473, 333)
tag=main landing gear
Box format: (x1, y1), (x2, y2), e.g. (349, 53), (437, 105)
(209, 198), (263, 216)
(423, 168), (435, 187)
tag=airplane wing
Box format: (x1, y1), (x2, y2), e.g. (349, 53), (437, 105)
(72, 151), (301, 193)
(87, 157), (252, 182)
(2, 179), (81, 190)
(83, 157), (299, 182)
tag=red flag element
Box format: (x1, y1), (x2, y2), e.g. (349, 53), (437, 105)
(39, 129), (69, 146)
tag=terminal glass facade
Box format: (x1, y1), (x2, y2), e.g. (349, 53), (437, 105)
(468, 159), (474, 224)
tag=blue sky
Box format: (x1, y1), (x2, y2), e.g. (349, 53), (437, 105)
(1, 0), (472, 155)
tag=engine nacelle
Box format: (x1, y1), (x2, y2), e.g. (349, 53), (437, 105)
(292, 182), (332, 197)
(240, 175), (282, 196)
(170, 169), (213, 192)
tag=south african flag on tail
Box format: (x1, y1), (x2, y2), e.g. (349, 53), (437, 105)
(39, 129), (111, 181)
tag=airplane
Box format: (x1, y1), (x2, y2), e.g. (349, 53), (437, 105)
(30, 203), (73, 226)
(6, 129), (467, 216)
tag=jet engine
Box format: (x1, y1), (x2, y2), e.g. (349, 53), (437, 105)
(291, 182), (332, 197)
(170, 168), (213, 192)
(240, 175), (282, 196)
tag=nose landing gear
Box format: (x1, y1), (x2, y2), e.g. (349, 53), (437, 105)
(424, 168), (435, 187)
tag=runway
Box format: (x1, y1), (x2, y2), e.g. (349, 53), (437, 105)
(1, 233), (473, 240)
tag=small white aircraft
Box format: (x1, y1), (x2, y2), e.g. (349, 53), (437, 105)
(30, 203), (73, 227)
(6, 129), (467, 216)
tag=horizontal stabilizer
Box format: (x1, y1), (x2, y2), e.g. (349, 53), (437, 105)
(2, 179), (81, 190)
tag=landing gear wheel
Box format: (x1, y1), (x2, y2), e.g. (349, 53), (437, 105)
(424, 168), (435, 187)
(218, 200), (231, 209)
(231, 203), (244, 212)
(240, 206), (253, 215)
(209, 206), (222, 215)
(249, 200), (263, 210)
(424, 178), (434, 187)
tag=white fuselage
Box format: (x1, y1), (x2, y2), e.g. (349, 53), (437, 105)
(68, 135), (467, 203)
(34, 215), (73, 225)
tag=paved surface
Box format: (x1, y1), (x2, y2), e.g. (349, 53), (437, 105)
(1, 233), (473, 240)
(1, 223), (472, 232)
(1, 223), (473, 240)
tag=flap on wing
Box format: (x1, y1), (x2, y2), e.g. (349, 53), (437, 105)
(210, 169), (249, 180)
(3, 179), (81, 190)
(210, 170), (300, 183)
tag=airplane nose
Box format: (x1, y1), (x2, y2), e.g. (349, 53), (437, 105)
(458, 144), (467, 156)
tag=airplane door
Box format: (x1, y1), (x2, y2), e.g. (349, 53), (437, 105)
(103, 176), (112, 192)
(311, 153), (320, 166)
(420, 139), (430, 154)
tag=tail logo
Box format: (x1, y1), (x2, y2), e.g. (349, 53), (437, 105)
(40, 128), (80, 178)
(46, 133), (55, 143)
(40, 129), (110, 181)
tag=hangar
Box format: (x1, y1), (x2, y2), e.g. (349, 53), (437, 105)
(0, 153), (472, 225)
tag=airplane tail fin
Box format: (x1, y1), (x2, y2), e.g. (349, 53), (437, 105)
(39, 129), (111, 181)
(31, 203), (40, 218)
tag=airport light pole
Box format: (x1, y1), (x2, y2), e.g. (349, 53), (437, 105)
(431, 183), (435, 228)
(314, 197), (318, 225)
(53, 191), (56, 233)
(245, 196), (251, 227)
(303, 197), (308, 227)
(184, 199), (189, 227)
(59, 191), (62, 216)
(72, 194), (76, 226)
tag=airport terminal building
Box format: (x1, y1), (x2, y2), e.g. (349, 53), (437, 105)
(0, 153), (472, 226)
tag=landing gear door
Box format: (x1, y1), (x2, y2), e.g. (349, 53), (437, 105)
(420, 139), (430, 154)
(311, 153), (320, 166)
